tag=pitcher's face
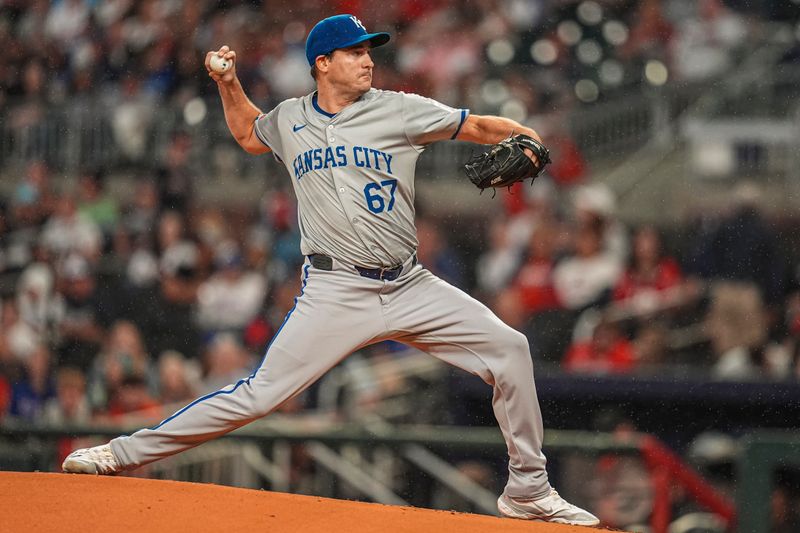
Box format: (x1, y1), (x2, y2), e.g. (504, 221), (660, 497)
(325, 43), (374, 95)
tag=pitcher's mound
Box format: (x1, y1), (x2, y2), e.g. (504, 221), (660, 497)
(1, 472), (606, 532)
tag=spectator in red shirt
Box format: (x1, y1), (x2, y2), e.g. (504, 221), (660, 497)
(613, 226), (683, 314)
(513, 221), (562, 316)
(564, 320), (636, 374)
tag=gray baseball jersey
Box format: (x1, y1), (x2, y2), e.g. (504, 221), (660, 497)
(253, 89), (467, 268)
(109, 88), (552, 502)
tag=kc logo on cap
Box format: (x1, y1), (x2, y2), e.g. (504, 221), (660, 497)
(305, 14), (390, 66)
(350, 16), (366, 31)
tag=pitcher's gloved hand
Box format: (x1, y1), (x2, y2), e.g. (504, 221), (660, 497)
(463, 134), (551, 191)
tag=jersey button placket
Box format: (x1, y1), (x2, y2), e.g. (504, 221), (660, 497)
(328, 124), (360, 238)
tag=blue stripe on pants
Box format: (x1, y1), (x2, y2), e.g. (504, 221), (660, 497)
(148, 264), (311, 430)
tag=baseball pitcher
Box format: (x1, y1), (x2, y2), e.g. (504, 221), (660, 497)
(63, 14), (598, 526)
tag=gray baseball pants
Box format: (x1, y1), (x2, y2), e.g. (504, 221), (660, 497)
(111, 255), (551, 499)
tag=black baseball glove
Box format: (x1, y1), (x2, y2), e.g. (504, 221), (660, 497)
(463, 134), (551, 191)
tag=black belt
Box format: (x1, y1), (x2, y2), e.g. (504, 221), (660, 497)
(309, 254), (417, 281)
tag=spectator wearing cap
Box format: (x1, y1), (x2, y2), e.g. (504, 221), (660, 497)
(53, 254), (105, 371)
(196, 240), (267, 336)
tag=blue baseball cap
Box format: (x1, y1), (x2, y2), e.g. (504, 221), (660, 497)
(305, 14), (390, 67)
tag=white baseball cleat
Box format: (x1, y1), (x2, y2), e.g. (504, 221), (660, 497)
(498, 489), (600, 526)
(62, 443), (122, 475)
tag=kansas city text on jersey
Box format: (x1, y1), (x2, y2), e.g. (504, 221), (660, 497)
(291, 145), (394, 180)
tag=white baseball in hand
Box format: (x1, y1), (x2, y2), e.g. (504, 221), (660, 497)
(210, 54), (231, 73)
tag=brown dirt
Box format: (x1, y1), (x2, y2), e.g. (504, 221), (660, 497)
(1, 471), (608, 533)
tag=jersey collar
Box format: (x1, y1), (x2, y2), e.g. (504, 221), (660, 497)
(311, 93), (337, 118)
(310, 89), (378, 120)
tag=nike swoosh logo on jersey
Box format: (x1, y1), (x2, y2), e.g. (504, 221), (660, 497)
(293, 124), (307, 132)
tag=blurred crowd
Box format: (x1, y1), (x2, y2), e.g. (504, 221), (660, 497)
(473, 177), (800, 381)
(0, 154), (308, 428)
(2, 153), (800, 430)
(0, 0), (799, 432)
(0, 0), (776, 150)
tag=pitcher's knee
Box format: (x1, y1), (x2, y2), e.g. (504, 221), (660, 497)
(493, 328), (533, 371)
(500, 329), (531, 357)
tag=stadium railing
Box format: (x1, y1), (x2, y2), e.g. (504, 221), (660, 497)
(0, 84), (696, 182)
(0, 420), (742, 532)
